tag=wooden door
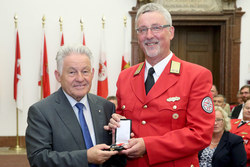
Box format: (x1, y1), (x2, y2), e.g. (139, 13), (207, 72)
(170, 26), (221, 90)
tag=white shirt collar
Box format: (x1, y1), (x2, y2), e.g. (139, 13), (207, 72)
(62, 89), (87, 107)
(145, 52), (173, 82)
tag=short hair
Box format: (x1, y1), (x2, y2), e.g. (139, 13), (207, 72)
(214, 94), (226, 103)
(135, 3), (172, 29)
(240, 85), (250, 92)
(107, 96), (117, 101)
(214, 106), (231, 131)
(55, 44), (93, 74)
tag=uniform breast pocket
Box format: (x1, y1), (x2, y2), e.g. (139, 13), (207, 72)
(119, 99), (135, 118)
(158, 97), (188, 130)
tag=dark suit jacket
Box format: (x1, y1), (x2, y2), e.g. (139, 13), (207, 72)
(199, 131), (247, 167)
(231, 104), (243, 119)
(25, 88), (125, 167)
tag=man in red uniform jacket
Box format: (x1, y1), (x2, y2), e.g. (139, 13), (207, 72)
(105, 3), (214, 167)
(231, 99), (250, 166)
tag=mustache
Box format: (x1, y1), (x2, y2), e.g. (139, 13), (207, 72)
(143, 39), (159, 45)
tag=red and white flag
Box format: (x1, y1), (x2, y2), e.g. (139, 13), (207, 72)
(82, 31), (86, 46)
(38, 29), (50, 99)
(60, 31), (64, 46)
(97, 28), (108, 98)
(13, 30), (23, 111)
(121, 25), (130, 71)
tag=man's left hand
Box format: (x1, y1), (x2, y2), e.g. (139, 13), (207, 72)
(120, 138), (146, 159)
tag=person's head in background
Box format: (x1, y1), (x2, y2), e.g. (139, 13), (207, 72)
(240, 85), (250, 103)
(107, 96), (118, 109)
(243, 99), (250, 121)
(214, 106), (231, 135)
(213, 94), (226, 108)
(211, 84), (218, 97)
(54, 44), (94, 101)
(236, 91), (243, 105)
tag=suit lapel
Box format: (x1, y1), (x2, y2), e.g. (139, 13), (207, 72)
(87, 94), (105, 145)
(213, 131), (228, 158)
(130, 63), (146, 103)
(54, 88), (85, 149)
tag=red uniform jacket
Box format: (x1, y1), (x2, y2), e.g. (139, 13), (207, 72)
(230, 119), (250, 166)
(116, 55), (215, 167)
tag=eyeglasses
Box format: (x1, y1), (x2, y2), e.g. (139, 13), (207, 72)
(136, 25), (171, 35)
(215, 119), (224, 123)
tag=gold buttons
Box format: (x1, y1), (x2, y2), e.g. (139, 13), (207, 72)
(121, 105), (125, 109)
(172, 113), (179, 119)
(173, 105), (177, 110)
(143, 105), (147, 109)
(190, 165), (194, 167)
(142, 120), (146, 125)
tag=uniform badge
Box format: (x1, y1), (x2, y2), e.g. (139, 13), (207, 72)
(170, 61), (181, 74)
(134, 63), (144, 76)
(201, 97), (213, 113)
(166, 96), (180, 102)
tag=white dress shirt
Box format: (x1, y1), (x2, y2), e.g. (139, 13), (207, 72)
(63, 90), (96, 146)
(145, 52), (173, 83)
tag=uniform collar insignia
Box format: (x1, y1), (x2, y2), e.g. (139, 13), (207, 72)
(170, 60), (181, 74)
(134, 62), (144, 76)
(234, 120), (241, 124)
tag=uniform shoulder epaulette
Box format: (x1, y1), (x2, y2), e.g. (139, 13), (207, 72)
(170, 60), (181, 74)
(134, 63), (144, 76)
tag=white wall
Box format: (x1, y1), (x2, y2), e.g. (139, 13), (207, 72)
(237, 0), (250, 87)
(0, 0), (249, 136)
(0, 0), (136, 136)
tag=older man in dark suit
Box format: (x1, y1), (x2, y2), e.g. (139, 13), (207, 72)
(25, 44), (125, 167)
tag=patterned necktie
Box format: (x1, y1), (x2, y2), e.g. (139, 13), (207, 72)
(75, 103), (93, 149)
(145, 67), (155, 95)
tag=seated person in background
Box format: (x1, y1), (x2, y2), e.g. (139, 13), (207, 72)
(211, 84), (218, 97)
(213, 94), (231, 117)
(107, 96), (118, 109)
(231, 98), (250, 166)
(230, 91), (244, 111)
(231, 85), (250, 119)
(237, 90), (244, 105)
(199, 106), (247, 167)
(25, 44), (125, 167)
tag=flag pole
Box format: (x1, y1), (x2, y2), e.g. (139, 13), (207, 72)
(124, 16), (127, 28)
(80, 17), (84, 32)
(40, 15), (46, 100)
(80, 17), (86, 45)
(10, 14), (24, 151)
(102, 15), (105, 29)
(59, 16), (63, 32)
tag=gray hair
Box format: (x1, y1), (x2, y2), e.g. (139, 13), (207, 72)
(56, 44), (93, 74)
(214, 106), (231, 131)
(214, 94), (226, 103)
(135, 3), (172, 29)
